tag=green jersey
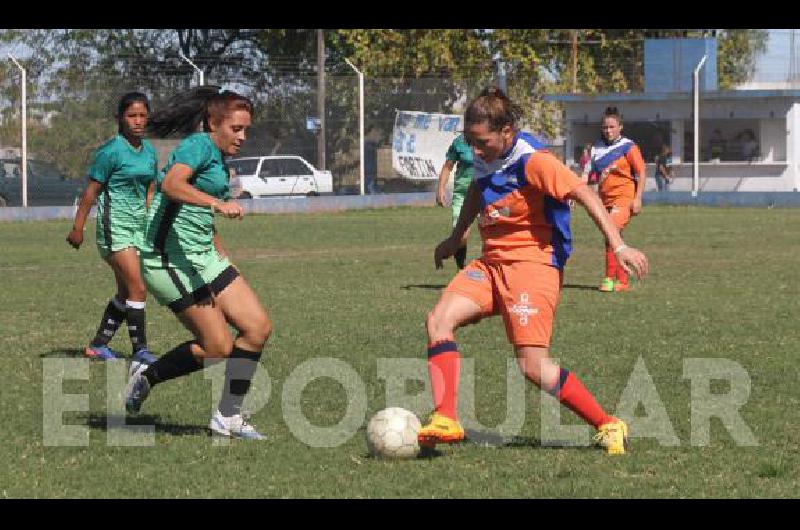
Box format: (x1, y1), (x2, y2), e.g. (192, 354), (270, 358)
(445, 134), (474, 196)
(87, 135), (158, 252)
(143, 132), (231, 255)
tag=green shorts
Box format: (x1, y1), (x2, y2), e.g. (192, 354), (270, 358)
(96, 222), (141, 259)
(451, 192), (466, 228)
(140, 249), (239, 313)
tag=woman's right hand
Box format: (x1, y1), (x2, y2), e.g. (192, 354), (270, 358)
(436, 188), (447, 207)
(434, 236), (460, 269)
(66, 229), (83, 249)
(212, 200), (244, 220)
(616, 246), (649, 280)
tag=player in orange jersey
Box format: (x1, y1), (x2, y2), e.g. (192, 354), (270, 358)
(585, 106), (647, 292)
(417, 87), (649, 455)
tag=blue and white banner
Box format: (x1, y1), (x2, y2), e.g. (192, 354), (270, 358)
(392, 110), (463, 181)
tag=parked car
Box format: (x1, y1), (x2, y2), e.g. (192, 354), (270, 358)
(227, 156), (333, 199)
(0, 158), (84, 207)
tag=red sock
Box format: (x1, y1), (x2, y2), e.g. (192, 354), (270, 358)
(427, 339), (461, 420)
(549, 368), (613, 428)
(616, 264), (629, 286)
(605, 247), (617, 279)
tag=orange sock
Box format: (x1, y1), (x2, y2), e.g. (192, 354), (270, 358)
(427, 339), (461, 420)
(605, 247), (617, 279)
(548, 368), (613, 428)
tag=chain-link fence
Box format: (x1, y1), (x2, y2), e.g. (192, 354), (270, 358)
(0, 29), (796, 205)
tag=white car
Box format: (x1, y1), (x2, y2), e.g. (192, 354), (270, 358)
(227, 156), (333, 198)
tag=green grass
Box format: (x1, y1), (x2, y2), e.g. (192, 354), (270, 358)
(0, 205), (798, 498)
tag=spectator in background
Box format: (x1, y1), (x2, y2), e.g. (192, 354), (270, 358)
(364, 139), (379, 194)
(654, 144), (674, 192)
(740, 129), (759, 162)
(709, 129), (726, 161)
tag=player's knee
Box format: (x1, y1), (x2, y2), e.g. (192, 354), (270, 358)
(127, 282), (147, 301)
(201, 336), (234, 359)
(242, 314), (272, 348)
(425, 308), (453, 341)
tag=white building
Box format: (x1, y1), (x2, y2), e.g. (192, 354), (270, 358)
(545, 38), (800, 192)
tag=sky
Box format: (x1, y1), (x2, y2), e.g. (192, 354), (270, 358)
(752, 29), (798, 82)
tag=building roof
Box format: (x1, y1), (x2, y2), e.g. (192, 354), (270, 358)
(545, 90), (800, 103)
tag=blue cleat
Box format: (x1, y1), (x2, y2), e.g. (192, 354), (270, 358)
(124, 373), (151, 415)
(129, 348), (157, 378)
(85, 345), (119, 361)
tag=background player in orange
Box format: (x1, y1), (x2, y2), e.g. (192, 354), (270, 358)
(417, 87), (649, 455)
(585, 106), (647, 292)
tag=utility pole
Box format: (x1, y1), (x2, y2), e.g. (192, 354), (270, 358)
(571, 30), (578, 93)
(317, 29), (326, 171)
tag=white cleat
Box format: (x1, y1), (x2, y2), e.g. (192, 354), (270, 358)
(129, 349), (157, 379)
(209, 410), (266, 440)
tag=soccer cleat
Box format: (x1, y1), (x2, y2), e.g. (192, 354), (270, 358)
(417, 411), (465, 447)
(598, 277), (616, 292)
(85, 345), (119, 361)
(124, 372), (151, 415)
(594, 418), (630, 455)
(129, 348), (157, 378)
(209, 410), (267, 440)
(614, 281), (630, 292)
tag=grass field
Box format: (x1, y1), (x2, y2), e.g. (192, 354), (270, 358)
(0, 204), (798, 498)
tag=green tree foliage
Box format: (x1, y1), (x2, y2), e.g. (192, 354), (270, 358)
(0, 28), (770, 180)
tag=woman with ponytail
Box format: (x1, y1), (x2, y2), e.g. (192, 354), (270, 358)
(585, 106), (647, 292)
(124, 86), (271, 440)
(417, 87), (649, 455)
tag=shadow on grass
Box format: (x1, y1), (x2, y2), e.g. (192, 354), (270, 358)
(401, 284), (446, 291)
(40, 348), (88, 359)
(562, 283), (601, 292)
(40, 348), (135, 360)
(82, 413), (210, 437)
(465, 429), (595, 451)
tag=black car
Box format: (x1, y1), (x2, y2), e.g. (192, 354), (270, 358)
(0, 158), (84, 207)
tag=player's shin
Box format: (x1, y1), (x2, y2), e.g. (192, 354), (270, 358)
(427, 339), (461, 420)
(141, 341), (202, 386)
(217, 346), (262, 417)
(547, 367), (613, 428)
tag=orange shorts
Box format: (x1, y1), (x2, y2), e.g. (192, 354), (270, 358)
(445, 258), (563, 347)
(606, 203), (631, 231)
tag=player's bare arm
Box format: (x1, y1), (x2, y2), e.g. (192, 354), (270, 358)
(435, 180), (480, 268)
(67, 179), (103, 249)
(436, 159), (456, 207)
(162, 163), (243, 219)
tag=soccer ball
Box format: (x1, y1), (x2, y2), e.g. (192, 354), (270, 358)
(366, 407), (422, 459)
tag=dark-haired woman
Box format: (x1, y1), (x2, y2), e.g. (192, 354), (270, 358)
(124, 86), (271, 440)
(585, 106), (647, 292)
(417, 87), (649, 455)
(67, 92), (158, 372)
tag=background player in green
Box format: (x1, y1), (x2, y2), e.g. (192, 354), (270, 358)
(436, 134), (474, 269)
(125, 86), (272, 440)
(67, 92), (158, 371)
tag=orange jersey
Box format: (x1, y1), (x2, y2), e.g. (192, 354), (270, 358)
(473, 133), (585, 268)
(588, 137), (645, 207)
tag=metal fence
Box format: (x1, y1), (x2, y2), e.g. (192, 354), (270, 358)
(1, 31), (797, 206)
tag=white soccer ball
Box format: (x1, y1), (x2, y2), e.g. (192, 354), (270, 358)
(366, 407), (422, 459)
